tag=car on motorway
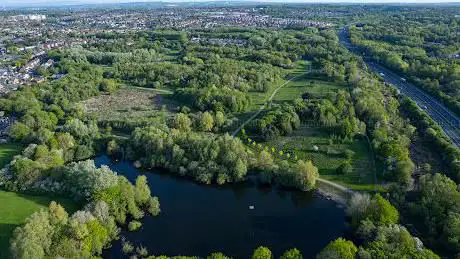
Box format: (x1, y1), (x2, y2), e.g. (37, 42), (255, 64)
(421, 105), (428, 110)
(379, 72), (385, 76)
(401, 77), (406, 82)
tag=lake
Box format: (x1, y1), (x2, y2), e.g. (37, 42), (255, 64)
(96, 156), (348, 258)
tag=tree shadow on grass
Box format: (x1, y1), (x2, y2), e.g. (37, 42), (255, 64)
(0, 223), (19, 259)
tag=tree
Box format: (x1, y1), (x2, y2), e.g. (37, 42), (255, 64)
(199, 111), (214, 131)
(295, 160), (319, 191)
(316, 238), (357, 259)
(99, 79), (117, 93)
(367, 194), (399, 226)
(280, 248), (302, 259)
(173, 113), (192, 132)
(358, 225), (440, 259)
(252, 246), (272, 259)
(135, 175), (151, 205)
(9, 122), (31, 142)
(10, 209), (54, 259)
(347, 193), (371, 227)
(214, 111), (225, 128)
(444, 212), (460, 251)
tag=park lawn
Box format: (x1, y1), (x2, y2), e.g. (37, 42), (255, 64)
(246, 60), (311, 111)
(265, 125), (385, 192)
(0, 190), (79, 259)
(0, 144), (22, 168)
(272, 77), (344, 104)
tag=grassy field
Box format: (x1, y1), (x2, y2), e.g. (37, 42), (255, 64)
(272, 76), (344, 104)
(265, 125), (383, 192)
(0, 144), (22, 168)
(246, 60), (311, 111)
(0, 191), (78, 258)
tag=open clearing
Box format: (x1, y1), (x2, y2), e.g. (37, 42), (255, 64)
(266, 125), (383, 192)
(81, 86), (180, 121)
(0, 191), (78, 259)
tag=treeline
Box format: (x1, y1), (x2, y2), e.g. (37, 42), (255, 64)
(349, 13), (460, 115)
(400, 97), (460, 182)
(107, 124), (319, 191)
(175, 86), (250, 113)
(318, 193), (440, 258)
(350, 68), (416, 184)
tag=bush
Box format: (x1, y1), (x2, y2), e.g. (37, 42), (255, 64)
(122, 240), (134, 254)
(337, 162), (353, 175)
(128, 220), (142, 231)
(343, 149), (354, 160)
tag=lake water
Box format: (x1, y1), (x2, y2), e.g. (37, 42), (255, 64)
(95, 156), (348, 258)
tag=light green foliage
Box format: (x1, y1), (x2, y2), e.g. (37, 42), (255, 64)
(10, 209), (54, 259)
(173, 113), (192, 132)
(100, 79), (118, 93)
(316, 238), (357, 259)
(252, 246), (272, 259)
(147, 197), (161, 216)
(135, 175), (151, 205)
(280, 248), (302, 259)
(367, 194), (399, 226)
(130, 126), (249, 184)
(128, 220), (142, 231)
(207, 252), (231, 259)
(214, 111), (225, 128)
(347, 193), (399, 227)
(199, 111), (214, 132)
(0, 191), (76, 258)
(358, 225), (440, 259)
(122, 240), (135, 254)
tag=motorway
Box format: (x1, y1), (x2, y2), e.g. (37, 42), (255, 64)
(339, 28), (460, 147)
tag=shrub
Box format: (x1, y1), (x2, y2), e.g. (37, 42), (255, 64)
(128, 220), (142, 231)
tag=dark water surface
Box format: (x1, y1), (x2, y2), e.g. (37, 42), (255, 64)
(96, 156), (348, 258)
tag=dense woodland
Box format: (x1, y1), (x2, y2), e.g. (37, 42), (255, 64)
(0, 5), (459, 258)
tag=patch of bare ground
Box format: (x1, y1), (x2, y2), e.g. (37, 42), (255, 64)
(409, 134), (445, 176)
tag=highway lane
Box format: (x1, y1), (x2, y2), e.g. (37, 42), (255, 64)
(339, 28), (460, 147)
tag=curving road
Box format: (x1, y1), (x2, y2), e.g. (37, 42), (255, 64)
(339, 28), (460, 147)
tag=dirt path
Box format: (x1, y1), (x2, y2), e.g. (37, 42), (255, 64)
(317, 178), (353, 194)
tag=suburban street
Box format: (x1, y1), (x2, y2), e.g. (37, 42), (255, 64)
(339, 28), (460, 147)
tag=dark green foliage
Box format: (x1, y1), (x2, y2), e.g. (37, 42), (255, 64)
(175, 86), (250, 113)
(336, 162), (352, 175)
(409, 173), (460, 253)
(250, 104), (300, 141)
(401, 97), (460, 182)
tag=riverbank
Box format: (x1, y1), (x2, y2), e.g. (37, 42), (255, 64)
(316, 178), (353, 206)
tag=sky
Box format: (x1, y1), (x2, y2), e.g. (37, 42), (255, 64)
(1, 0), (459, 7)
